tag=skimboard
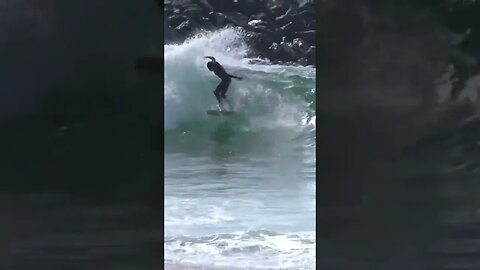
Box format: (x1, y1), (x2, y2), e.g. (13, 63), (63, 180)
(207, 110), (237, 116)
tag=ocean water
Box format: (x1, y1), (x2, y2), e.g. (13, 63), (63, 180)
(164, 29), (316, 269)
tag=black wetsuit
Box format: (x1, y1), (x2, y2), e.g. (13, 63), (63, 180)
(208, 61), (232, 104)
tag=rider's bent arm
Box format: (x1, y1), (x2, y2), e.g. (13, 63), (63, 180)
(205, 56), (216, 62)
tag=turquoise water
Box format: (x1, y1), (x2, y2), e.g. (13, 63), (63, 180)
(164, 29), (316, 269)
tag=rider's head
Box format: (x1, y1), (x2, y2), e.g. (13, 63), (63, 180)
(207, 61), (215, 71)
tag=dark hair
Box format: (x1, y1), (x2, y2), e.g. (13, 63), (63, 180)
(207, 61), (215, 71)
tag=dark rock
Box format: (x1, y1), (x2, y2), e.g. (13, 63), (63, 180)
(180, 3), (201, 10)
(270, 6), (289, 18)
(199, 20), (216, 31)
(203, 0), (233, 12)
(297, 57), (308, 66)
(170, 0), (196, 6)
(274, 15), (290, 27)
(204, 0), (236, 12)
(301, 9), (316, 18)
(182, 6), (204, 22)
(245, 19), (279, 37)
(168, 15), (190, 28)
(280, 18), (306, 36)
(292, 38), (310, 53)
(266, 41), (299, 62)
(294, 30), (315, 44)
(249, 25), (282, 44)
(208, 11), (249, 28)
(206, 0), (267, 16)
(165, 17), (179, 43)
(290, 10), (315, 30)
(250, 24), (274, 34)
(208, 12), (227, 27)
(280, 41), (299, 61)
(301, 10), (316, 22)
(281, 11), (312, 28)
(247, 19), (277, 31)
(266, 0), (296, 18)
(165, 5), (174, 17)
(243, 31), (275, 55)
(305, 46), (316, 66)
(174, 19), (197, 38)
(234, 0), (269, 17)
(250, 13), (268, 21)
(267, 42), (284, 61)
(274, 4), (299, 25)
(223, 12), (249, 26)
(199, 0), (215, 12)
(298, 0), (315, 12)
(280, 36), (290, 43)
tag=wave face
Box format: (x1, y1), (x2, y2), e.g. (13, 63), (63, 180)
(164, 29), (316, 269)
(164, 28), (315, 153)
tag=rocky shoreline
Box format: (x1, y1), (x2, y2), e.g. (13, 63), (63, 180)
(161, 0), (316, 66)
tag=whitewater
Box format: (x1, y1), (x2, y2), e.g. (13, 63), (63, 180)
(164, 28), (316, 269)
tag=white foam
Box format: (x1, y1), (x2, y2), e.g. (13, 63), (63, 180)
(164, 230), (316, 269)
(164, 197), (236, 227)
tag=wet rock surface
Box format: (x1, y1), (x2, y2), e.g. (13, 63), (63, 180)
(163, 0), (316, 66)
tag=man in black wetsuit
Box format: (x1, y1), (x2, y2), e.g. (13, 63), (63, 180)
(205, 56), (242, 110)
